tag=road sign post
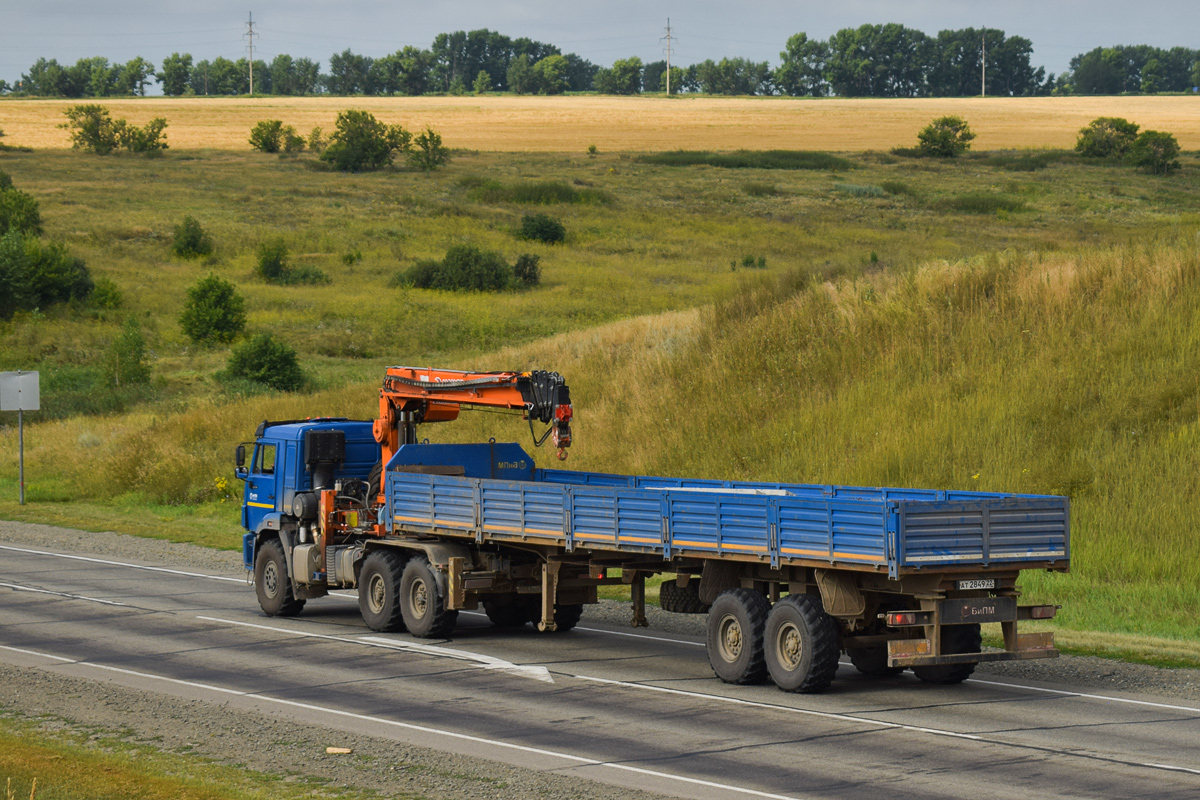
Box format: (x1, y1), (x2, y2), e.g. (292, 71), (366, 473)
(1, 371), (40, 505)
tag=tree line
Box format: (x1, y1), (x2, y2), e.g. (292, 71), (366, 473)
(5, 25), (1199, 99)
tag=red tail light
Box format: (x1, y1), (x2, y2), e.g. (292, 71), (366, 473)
(887, 612), (918, 626)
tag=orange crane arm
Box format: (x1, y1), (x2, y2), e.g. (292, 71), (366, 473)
(374, 366), (573, 466)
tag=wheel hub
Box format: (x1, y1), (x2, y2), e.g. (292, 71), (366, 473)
(717, 614), (743, 661)
(368, 574), (386, 614)
(410, 579), (428, 618)
(263, 562), (279, 597)
(776, 621), (803, 670)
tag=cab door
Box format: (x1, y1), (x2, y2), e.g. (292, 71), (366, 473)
(244, 441), (281, 531)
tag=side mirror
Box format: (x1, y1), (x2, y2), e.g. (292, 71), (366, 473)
(235, 445), (246, 467)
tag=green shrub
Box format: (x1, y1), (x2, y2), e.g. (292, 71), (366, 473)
(255, 238), (328, 285)
(249, 120), (287, 153)
(223, 333), (305, 391)
(408, 127), (450, 171)
(307, 127), (327, 153)
(0, 169), (12, 191)
(637, 150), (852, 171)
(106, 317), (151, 387)
(1075, 117), (1140, 160)
(320, 110), (412, 172)
(517, 213), (566, 243)
(468, 179), (613, 205)
(171, 216), (213, 259)
(117, 118), (168, 154)
(917, 116), (976, 158)
(0, 231), (92, 319)
(835, 183), (885, 197)
(60, 105), (167, 155)
(978, 151), (1063, 171)
(742, 182), (778, 197)
(404, 245), (513, 291)
(179, 274), (245, 345)
(1126, 130), (1180, 175)
(513, 253), (541, 286)
(732, 255), (767, 270)
(90, 276), (124, 309)
(880, 180), (915, 196)
(0, 188), (43, 236)
(342, 247), (363, 265)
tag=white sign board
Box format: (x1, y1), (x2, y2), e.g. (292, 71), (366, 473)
(0, 371), (39, 411)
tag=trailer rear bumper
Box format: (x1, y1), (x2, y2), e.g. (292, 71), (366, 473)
(887, 631), (1058, 668)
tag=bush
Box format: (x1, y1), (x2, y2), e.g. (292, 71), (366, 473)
(513, 254), (541, 286)
(0, 231), (92, 319)
(320, 110), (412, 172)
(517, 213), (566, 243)
(1075, 117), (1140, 160)
(60, 105), (167, 155)
(172, 216), (213, 258)
(307, 127), (327, 153)
(90, 276), (124, 309)
(179, 274), (245, 345)
(880, 180), (915, 196)
(917, 116), (976, 158)
(466, 178), (613, 205)
(637, 150), (852, 171)
(934, 193), (1028, 214)
(249, 120), (286, 153)
(1127, 130), (1180, 175)
(254, 238), (328, 285)
(742, 182), (778, 197)
(224, 333), (305, 391)
(0, 187), (43, 236)
(0, 169), (11, 191)
(404, 245), (512, 291)
(106, 317), (151, 388)
(408, 126), (450, 171)
(835, 183), (884, 197)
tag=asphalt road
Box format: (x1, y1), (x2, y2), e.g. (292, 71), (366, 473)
(1, 538), (1198, 800)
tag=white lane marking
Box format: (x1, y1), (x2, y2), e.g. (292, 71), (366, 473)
(197, 616), (553, 684)
(573, 673), (982, 741)
(0, 544), (245, 583)
(7, 544), (1200, 716)
(1147, 763), (1200, 776)
(967, 678), (1200, 715)
(0, 643), (801, 800)
(0, 581), (130, 607)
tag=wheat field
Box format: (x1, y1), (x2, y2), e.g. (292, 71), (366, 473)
(2, 94), (1199, 152)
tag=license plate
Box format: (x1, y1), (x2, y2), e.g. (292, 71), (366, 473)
(957, 579), (995, 590)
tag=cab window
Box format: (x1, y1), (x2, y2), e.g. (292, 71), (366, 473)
(255, 444), (277, 474)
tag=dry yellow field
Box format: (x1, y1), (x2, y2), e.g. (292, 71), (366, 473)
(2, 94), (1199, 152)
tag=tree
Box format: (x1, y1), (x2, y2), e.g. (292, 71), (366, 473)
(320, 109), (412, 172)
(224, 333), (305, 391)
(1127, 130), (1180, 174)
(157, 53), (192, 96)
(61, 104), (120, 154)
(0, 188), (43, 237)
(659, 66), (685, 94)
(179, 274), (246, 345)
(172, 216), (213, 258)
(118, 57), (155, 95)
(563, 53), (599, 92)
(775, 33), (829, 96)
(107, 317), (151, 387)
(916, 115), (975, 157)
(1075, 117), (1140, 159)
(1140, 58), (1163, 93)
(249, 120), (288, 153)
(594, 57), (643, 94)
(534, 55), (569, 94)
(293, 58), (322, 95)
(327, 49), (374, 95)
(0, 231), (92, 318)
(269, 54), (297, 95)
(408, 127), (450, 171)
(826, 23), (932, 97)
(507, 54), (538, 94)
(473, 70), (492, 94)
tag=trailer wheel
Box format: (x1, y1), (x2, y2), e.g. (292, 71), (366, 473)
(551, 603), (584, 632)
(764, 594), (840, 693)
(659, 577), (711, 614)
(483, 594), (531, 628)
(358, 550), (406, 632)
(254, 538), (305, 617)
(848, 645), (905, 677)
(706, 589), (770, 684)
(913, 623), (982, 685)
(400, 556), (458, 638)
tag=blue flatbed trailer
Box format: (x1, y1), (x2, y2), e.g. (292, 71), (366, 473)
(240, 420), (1069, 693)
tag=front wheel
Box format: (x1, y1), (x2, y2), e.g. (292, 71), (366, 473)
(764, 594), (840, 693)
(706, 589), (770, 684)
(400, 556), (458, 638)
(254, 538), (305, 617)
(358, 550), (406, 632)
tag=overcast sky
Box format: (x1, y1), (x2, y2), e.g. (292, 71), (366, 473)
(3, 1), (1197, 88)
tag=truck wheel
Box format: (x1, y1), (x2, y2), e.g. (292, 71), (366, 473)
(913, 623), (982, 685)
(358, 550), (406, 632)
(706, 589), (770, 684)
(366, 460), (382, 502)
(659, 577), (711, 614)
(254, 538), (305, 617)
(848, 644), (905, 677)
(764, 594), (840, 693)
(483, 594), (531, 628)
(400, 556), (458, 638)
(552, 603), (584, 632)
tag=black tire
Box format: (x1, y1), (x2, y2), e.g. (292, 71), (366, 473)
(358, 550), (407, 632)
(913, 623), (982, 685)
(706, 588), (770, 685)
(400, 556), (458, 638)
(659, 577), (711, 614)
(764, 594), (841, 693)
(367, 460), (383, 503)
(552, 603), (584, 632)
(254, 538), (305, 617)
(848, 644), (905, 677)
(483, 594), (532, 628)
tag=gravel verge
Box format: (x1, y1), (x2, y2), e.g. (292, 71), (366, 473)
(2, 518), (1199, 799)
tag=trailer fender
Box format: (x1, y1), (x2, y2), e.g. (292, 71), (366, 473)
(814, 569), (866, 619)
(699, 560), (741, 605)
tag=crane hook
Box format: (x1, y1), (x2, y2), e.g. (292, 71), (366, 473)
(557, 448), (568, 461)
